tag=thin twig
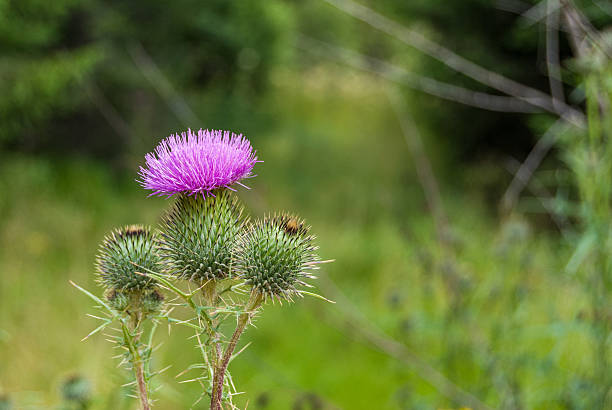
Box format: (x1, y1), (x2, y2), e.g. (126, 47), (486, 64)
(560, 0), (589, 57)
(127, 41), (200, 127)
(560, 0), (612, 59)
(520, 0), (561, 27)
(297, 35), (541, 113)
(502, 157), (571, 236)
(501, 119), (569, 213)
(83, 81), (133, 140)
(321, 0), (585, 127)
(386, 88), (452, 247)
(546, 0), (565, 111)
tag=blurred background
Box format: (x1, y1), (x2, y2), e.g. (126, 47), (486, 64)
(1, 0), (611, 409)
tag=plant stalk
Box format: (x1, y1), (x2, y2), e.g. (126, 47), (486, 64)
(135, 360), (151, 410)
(210, 291), (263, 410)
(123, 311), (151, 410)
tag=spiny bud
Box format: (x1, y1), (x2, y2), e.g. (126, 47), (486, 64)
(142, 289), (165, 315)
(60, 374), (91, 407)
(105, 288), (164, 316)
(96, 225), (160, 291)
(159, 190), (245, 282)
(105, 289), (130, 312)
(0, 394), (11, 410)
(234, 213), (319, 300)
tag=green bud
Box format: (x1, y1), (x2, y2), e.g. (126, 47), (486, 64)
(0, 394), (11, 410)
(105, 288), (130, 312)
(142, 289), (165, 315)
(235, 213), (318, 300)
(159, 190), (245, 281)
(60, 374), (91, 406)
(96, 225), (160, 291)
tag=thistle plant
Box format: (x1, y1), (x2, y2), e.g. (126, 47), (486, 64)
(74, 128), (331, 410)
(72, 225), (165, 410)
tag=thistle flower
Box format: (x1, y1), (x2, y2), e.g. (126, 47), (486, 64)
(159, 190), (245, 282)
(96, 225), (161, 291)
(138, 129), (258, 197)
(234, 213), (319, 300)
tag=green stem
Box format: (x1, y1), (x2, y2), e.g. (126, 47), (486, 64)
(210, 291), (263, 410)
(122, 320), (150, 410)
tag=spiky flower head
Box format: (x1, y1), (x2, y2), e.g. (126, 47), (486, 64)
(96, 225), (160, 291)
(234, 213), (319, 301)
(159, 190), (245, 282)
(138, 129), (258, 197)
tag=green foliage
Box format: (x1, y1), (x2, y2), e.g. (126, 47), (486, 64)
(0, 0), (293, 150)
(555, 32), (612, 408)
(1, 1), (611, 408)
(160, 191), (245, 281)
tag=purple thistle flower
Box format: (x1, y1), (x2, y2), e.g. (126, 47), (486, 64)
(139, 129), (258, 197)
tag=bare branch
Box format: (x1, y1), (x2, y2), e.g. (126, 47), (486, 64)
(520, 0), (561, 27)
(501, 119), (570, 212)
(494, 0), (531, 15)
(503, 157), (571, 236)
(321, 0), (585, 127)
(297, 35), (541, 113)
(127, 41), (201, 127)
(83, 81), (132, 140)
(386, 88), (452, 247)
(560, 0), (612, 59)
(546, 0), (566, 110)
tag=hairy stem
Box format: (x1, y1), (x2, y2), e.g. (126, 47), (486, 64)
(122, 319), (151, 410)
(135, 360), (151, 410)
(210, 291), (263, 410)
(200, 279), (222, 381)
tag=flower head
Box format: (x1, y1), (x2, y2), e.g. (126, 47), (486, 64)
(139, 129), (258, 197)
(234, 213), (319, 301)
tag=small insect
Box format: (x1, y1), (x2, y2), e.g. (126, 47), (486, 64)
(285, 218), (301, 235)
(119, 224), (146, 238)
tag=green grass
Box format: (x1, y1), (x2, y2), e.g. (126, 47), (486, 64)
(0, 69), (600, 409)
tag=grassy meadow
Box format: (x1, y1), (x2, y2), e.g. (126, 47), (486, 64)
(0, 67), (599, 409)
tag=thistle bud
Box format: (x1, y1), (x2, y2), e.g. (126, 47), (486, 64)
(0, 394), (11, 410)
(142, 289), (165, 315)
(159, 190), (245, 282)
(96, 225), (160, 291)
(60, 374), (91, 407)
(105, 289), (130, 312)
(235, 213), (318, 300)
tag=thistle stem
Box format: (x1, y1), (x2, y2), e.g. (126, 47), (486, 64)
(210, 291), (263, 410)
(135, 361), (151, 410)
(123, 313), (151, 410)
